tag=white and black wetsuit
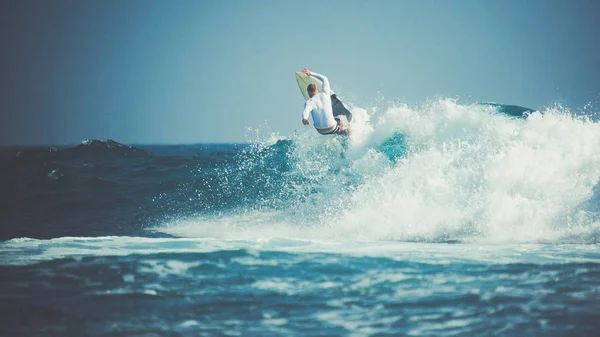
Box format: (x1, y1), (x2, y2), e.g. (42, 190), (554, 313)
(301, 72), (350, 135)
(302, 72), (338, 134)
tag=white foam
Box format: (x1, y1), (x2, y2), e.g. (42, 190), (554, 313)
(2, 236), (599, 266)
(334, 101), (600, 242)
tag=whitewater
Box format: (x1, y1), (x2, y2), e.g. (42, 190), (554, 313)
(1, 99), (600, 336)
(161, 99), (600, 244)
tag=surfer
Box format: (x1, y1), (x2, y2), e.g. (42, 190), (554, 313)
(300, 68), (349, 135)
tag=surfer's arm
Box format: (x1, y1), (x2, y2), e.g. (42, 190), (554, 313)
(302, 101), (313, 124)
(310, 72), (331, 95)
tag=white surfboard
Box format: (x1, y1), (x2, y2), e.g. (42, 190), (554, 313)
(295, 71), (335, 100)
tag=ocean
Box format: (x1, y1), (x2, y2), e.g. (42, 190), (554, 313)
(1, 100), (600, 336)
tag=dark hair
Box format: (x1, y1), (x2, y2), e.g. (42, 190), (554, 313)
(307, 83), (318, 95)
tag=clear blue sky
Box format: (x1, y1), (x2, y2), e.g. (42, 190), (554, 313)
(1, 0), (599, 145)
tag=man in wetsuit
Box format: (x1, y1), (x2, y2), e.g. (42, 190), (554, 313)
(301, 68), (349, 135)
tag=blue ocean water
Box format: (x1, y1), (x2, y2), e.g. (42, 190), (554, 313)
(1, 100), (600, 336)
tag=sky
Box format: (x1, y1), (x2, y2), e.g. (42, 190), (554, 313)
(1, 0), (599, 145)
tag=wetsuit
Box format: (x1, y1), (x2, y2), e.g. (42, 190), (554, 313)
(301, 72), (346, 135)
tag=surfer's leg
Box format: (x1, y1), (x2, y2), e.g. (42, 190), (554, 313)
(331, 94), (353, 122)
(334, 117), (350, 136)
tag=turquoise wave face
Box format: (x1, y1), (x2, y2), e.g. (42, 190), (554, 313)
(478, 103), (537, 118)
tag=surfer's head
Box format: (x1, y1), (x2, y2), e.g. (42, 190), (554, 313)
(307, 84), (319, 97)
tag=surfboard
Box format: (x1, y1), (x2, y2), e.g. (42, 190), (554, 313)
(295, 71), (353, 123)
(295, 71), (335, 100)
